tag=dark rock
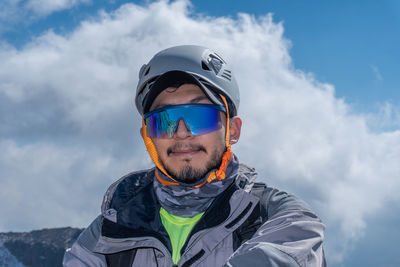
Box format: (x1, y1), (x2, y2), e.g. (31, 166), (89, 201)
(0, 227), (83, 267)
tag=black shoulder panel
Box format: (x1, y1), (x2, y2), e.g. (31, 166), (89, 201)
(109, 169), (155, 211)
(101, 169), (172, 253)
(105, 248), (137, 267)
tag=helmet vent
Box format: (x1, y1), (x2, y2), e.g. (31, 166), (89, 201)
(221, 70), (232, 81)
(201, 61), (211, 71)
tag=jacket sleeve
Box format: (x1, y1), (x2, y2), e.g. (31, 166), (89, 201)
(224, 188), (326, 267)
(63, 215), (108, 267)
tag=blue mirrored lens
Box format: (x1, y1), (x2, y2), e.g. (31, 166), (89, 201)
(144, 104), (225, 138)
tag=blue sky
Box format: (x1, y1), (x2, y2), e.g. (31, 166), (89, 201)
(192, 0), (400, 111)
(1, 1), (399, 266)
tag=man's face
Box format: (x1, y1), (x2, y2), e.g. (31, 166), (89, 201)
(148, 84), (227, 183)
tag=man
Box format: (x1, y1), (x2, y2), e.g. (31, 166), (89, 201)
(63, 45), (326, 266)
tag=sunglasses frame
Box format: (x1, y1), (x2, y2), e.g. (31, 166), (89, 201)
(144, 103), (226, 138)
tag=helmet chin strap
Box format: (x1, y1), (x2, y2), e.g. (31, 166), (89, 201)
(141, 94), (233, 188)
(141, 118), (179, 186)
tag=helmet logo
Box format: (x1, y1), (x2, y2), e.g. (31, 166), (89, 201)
(208, 54), (225, 75)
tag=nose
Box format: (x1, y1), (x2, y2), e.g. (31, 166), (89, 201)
(174, 119), (192, 139)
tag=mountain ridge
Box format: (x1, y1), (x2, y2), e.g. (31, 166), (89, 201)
(0, 227), (83, 267)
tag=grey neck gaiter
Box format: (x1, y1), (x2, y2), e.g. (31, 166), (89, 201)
(153, 155), (240, 217)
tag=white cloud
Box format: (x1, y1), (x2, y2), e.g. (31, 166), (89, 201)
(366, 102), (400, 132)
(0, 0), (399, 264)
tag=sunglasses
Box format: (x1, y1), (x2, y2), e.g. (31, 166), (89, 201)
(144, 104), (226, 138)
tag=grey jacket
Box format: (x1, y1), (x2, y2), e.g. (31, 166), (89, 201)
(63, 164), (326, 266)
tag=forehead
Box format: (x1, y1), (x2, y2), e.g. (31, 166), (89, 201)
(150, 84), (212, 111)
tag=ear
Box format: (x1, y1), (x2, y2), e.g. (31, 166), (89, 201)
(229, 116), (242, 145)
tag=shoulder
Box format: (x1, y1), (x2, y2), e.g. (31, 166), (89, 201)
(230, 181), (326, 266)
(235, 162), (316, 217)
(101, 168), (155, 215)
(245, 179), (319, 223)
(259, 186), (316, 219)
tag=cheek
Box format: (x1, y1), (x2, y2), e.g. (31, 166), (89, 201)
(152, 139), (169, 155)
(206, 129), (226, 150)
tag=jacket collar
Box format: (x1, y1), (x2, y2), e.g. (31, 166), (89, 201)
(99, 160), (259, 253)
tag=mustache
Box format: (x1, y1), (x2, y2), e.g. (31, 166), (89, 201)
(167, 143), (207, 155)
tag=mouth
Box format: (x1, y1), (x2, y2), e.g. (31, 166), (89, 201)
(167, 144), (206, 157)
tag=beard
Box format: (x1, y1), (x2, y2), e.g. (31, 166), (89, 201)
(164, 146), (224, 184)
